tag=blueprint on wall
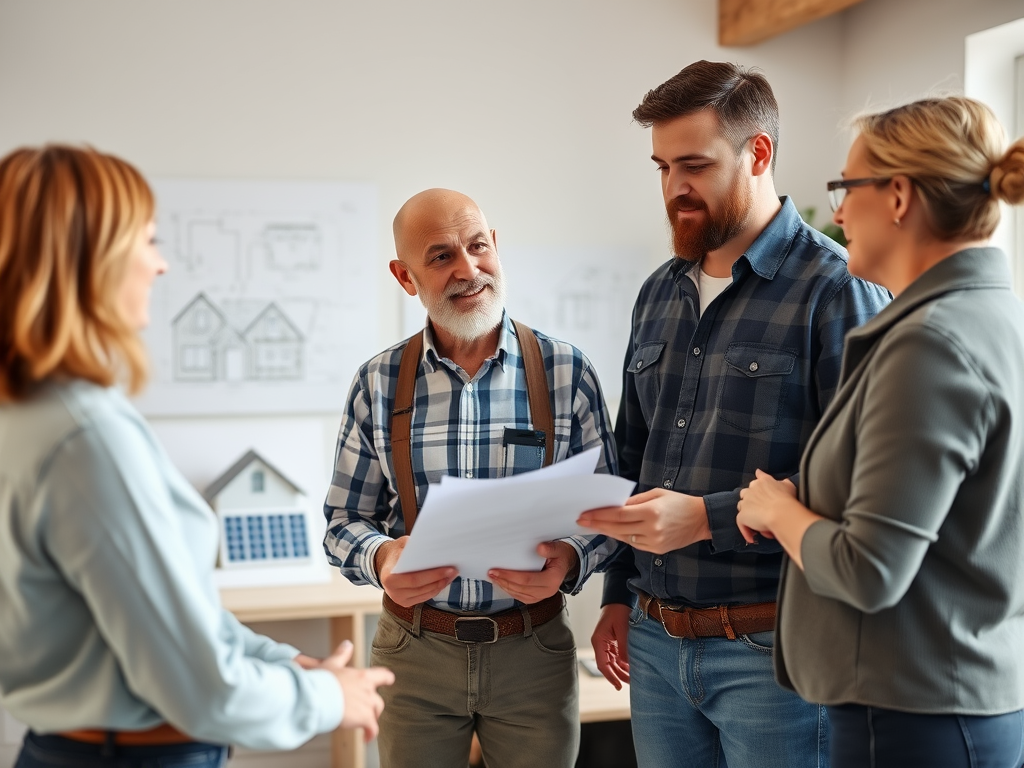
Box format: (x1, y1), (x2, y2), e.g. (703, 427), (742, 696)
(134, 179), (378, 416)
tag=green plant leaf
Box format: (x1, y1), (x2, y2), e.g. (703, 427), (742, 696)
(821, 223), (847, 247)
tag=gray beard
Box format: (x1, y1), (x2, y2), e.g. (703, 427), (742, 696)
(418, 272), (507, 343)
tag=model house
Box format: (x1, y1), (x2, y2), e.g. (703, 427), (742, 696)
(203, 449), (311, 568)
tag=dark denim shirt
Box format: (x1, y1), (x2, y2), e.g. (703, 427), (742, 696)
(603, 197), (891, 608)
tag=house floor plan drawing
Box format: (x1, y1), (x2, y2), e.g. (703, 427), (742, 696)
(135, 179), (378, 416)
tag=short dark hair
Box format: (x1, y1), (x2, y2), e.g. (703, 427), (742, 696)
(633, 61), (780, 172)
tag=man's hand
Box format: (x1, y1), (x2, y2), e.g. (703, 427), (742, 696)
(577, 488), (711, 554)
(591, 603), (631, 689)
(319, 640), (395, 743)
(488, 541), (578, 604)
(376, 537), (458, 608)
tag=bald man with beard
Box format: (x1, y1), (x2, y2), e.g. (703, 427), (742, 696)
(322, 189), (621, 768)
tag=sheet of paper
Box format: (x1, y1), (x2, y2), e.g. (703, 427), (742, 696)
(393, 448), (635, 580)
(437, 445), (601, 487)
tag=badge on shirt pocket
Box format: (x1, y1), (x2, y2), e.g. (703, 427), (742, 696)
(502, 427), (546, 476)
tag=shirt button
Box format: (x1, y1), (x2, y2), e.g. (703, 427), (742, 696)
(677, 418), (686, 428)
(693, 347), (701, 356)
(465, 383), (474, 392)
(466, 471), (474, 478)
(654, 558), (663, 567)
(635, 360), (643, 369)
(748, 362), (759, 372)
(663, 479), (673, 489)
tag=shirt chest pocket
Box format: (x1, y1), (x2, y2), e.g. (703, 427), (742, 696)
(502, 428), (546, 476)
(718, 343), (796, 433)
(626, 341), (667, 424)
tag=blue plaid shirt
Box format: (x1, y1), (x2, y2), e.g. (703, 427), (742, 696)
(603, 198), (891, 608)
(325, 313), (621, 614)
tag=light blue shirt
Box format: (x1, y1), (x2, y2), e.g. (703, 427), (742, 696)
(0, 381), (342, 749)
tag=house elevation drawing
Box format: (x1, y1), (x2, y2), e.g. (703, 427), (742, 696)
(173, 294), (306, 382)
(134, 179), (378, 416)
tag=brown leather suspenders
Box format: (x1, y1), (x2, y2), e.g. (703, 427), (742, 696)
(389, 320), (554, 534)
(390, 330), (423, 534)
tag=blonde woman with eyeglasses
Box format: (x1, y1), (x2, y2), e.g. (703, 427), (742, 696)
(0, 145), (394, 768)
(736, 97), (1024, 767)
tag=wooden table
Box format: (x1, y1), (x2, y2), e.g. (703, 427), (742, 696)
(221, 572), (382, 768)
(577, 654), (631, 724)
(220, 574), (629, 768)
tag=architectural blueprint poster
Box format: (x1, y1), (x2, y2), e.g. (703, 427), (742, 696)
(502, 246), (649, 406)
(134, 179), (378, 416)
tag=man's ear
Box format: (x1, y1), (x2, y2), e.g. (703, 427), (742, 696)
(389, 260), (418, 297)
(750, 133), (774, 177)
(490, 229), (498, 250)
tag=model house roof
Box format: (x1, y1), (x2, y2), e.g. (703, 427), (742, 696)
(203, 448), (305, 503)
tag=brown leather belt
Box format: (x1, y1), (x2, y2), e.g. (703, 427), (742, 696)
(637, 591), (776, 640)
(383, 592), (563, 643)
(59, 723), (194, 746)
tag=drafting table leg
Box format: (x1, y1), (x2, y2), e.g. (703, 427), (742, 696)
(329, 614), (366, 768)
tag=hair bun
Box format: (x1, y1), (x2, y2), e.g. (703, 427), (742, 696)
(990, 139), (1024, 205)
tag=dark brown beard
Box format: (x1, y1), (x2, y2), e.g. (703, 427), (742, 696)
(667, 183), (751, 263)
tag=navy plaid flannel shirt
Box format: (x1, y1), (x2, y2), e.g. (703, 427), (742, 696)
(603, 197), (891, 608)
(324, 313), (621, 614)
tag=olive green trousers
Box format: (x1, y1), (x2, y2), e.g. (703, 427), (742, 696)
(371, 606), (580, 768)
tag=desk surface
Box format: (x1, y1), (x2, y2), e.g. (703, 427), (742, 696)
(220, 571), (382, 623)
(577, 653), (630, 722)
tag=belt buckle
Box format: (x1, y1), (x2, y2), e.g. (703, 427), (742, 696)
(454, 616), (499, 643)
(659, 605), (696, 640)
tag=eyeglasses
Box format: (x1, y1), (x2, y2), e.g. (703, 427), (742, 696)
(826, 177), (891, 212)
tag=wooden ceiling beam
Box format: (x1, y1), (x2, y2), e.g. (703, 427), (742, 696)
(719, 0), (866, 47)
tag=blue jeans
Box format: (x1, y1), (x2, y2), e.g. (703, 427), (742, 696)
(628, 607), (828, 768)
(828, 704), (1024, 768)
(15, 732), (229, 768)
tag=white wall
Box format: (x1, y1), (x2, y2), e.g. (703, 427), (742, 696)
(836, 0), (1024, 289)
(0, 0), (849, 314)
(839, 0), (1024, 159)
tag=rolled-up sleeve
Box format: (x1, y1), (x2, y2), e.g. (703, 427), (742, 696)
(323, 369), (395, 589)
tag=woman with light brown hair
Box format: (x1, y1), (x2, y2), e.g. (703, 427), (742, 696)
(736, 96), (1024, 767)
(0, 145), (393, 768)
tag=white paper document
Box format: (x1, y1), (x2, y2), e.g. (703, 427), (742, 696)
(393, 447), (636, 581)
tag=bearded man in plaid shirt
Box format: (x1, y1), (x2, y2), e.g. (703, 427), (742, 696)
(578, 62), (891, 768)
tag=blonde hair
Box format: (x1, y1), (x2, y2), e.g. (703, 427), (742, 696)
(0, 145), (154, 402)
(855, 96), (1024, 241)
